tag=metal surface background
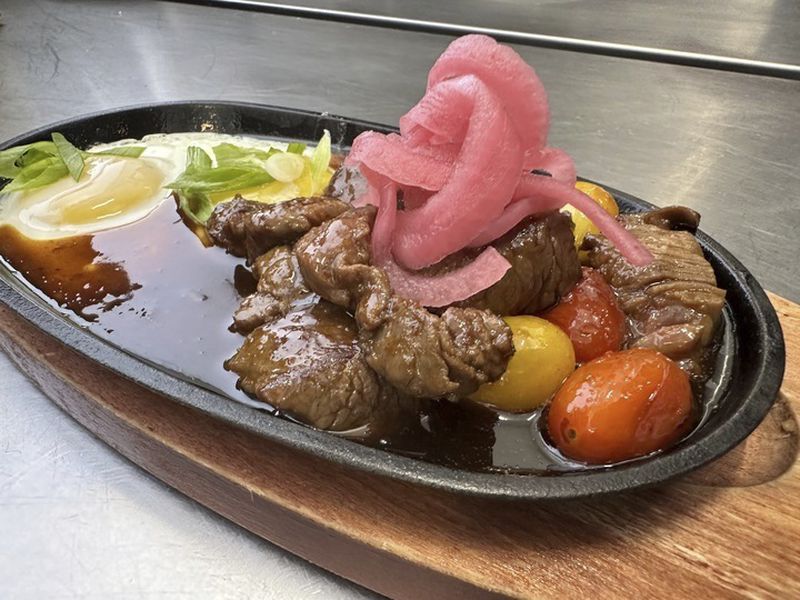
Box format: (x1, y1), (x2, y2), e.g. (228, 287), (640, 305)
(233, 0), (800, 66)
(0, 0), (798, 597)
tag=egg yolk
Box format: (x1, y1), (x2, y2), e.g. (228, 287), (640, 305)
(18, 156), (167, 235)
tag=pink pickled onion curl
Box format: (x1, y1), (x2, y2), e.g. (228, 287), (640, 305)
(345, 33), (652, 306)
(371, 181), (511, 308)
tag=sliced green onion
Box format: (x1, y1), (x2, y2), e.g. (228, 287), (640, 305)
(187, 146), (212, 170)
(3, 156), (69, 192)
(265, 152), (305, 183)
(212, 143), (273, 167)
(51, 133), (85, 181)
(90, 145), (146, 158)
(0, 141), (59, 179)
(310, 130), (332, 192)
(178, 192), (214, 225)
(166, 166), (275, 194)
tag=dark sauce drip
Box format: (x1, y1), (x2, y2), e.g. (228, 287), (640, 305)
(0, 229), (138, 321)
(0, 205), (731, 474)
(0, 202), (251, 403)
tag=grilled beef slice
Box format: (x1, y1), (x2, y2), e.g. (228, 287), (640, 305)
(325, 165), (368, 205)
(294, 207), (514, 398)
(227, 301), (407, 431)
(209, 196), (412, 431)
(231, 245), (318, 334)
(207, 195), (349, 261)
(440, 211), (580, 314)
(584, 206), (725, 376)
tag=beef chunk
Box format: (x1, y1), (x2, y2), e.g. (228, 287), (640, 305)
(365, 297), (513, 397)
(232, 246), (318, 334)
(446, 211), (580, 314)
(227, 301), (407, 431)
(293, 206), (378, 310)
(294, 208), (514, 398)
(325, 165), (367, 205)
(207, 195), (349, 261)
(205, 197), (256, 257)
(584, 206), (725, 376)
(325, 168), (580, 315)
(218, 207), (416, 431)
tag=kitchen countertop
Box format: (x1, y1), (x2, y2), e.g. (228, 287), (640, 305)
(1, 1), (798, 598)
(254, 0), (800, 66)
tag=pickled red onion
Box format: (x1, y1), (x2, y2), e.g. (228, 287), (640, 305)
(392, 75), (524, 270)
(371, 180), (511, 307)
(422, 34), (549, 162)
(347, 131), (451, 191)
(468, 191), (565, 248)
(527, 148), (577, 185)
(345, 33), (653, 305)
(474, 175), (653, 266)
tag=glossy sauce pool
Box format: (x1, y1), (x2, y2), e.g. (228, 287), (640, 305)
(0, 201), (732, 474)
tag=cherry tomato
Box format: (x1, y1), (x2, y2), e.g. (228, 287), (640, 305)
(471, 316), (575, 412)
(562, 182), (619, 252)
(546, 348), (693, 464)
(542, 267), (625, 363)
(575, 181), (619, 217)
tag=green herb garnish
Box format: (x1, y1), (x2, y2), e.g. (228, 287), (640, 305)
(167, 144), (275, 194)
(90, 145), (146, 158)
(310, 130), (331, 192)
(0, 141), (58, 180)
(168, 133), (332, 224)
(3, 156), (68, 193)
(51, 133), (85, 181)
(0, 134), (144, 193)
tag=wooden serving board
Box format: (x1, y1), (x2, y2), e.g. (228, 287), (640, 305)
(0, 293), (797, 599)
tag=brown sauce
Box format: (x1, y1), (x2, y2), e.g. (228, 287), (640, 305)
(0, 201), (249, 402)
(0, 202), (730, 474)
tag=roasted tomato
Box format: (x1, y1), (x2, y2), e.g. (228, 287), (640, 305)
(562, 181), (620, 252)
(542, 267), (625, 363)
(546, 348), (693, 464)
(471, 316), (575, 412)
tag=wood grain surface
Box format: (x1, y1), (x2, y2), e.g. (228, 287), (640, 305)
(0, 293), (797, 599)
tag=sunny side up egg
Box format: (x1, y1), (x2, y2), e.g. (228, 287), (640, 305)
(0, 133), (299, 240)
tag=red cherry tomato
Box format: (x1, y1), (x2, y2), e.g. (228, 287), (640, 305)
(546, 348), (693, 464)
(542, 267), (625, 363)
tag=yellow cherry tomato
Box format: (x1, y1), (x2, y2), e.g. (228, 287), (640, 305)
(576, 181), (619, 217)
(471, 316), (576, 412)
(562, 182), (620, 253)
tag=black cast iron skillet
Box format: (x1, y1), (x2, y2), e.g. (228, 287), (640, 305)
(0, 102), (786, 500)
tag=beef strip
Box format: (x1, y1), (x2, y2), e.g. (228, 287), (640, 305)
(294, 207), (514, 398)
(584, 206), (725, 377)
(325, 165), (368, 205)
(207, 195), (349, 261)
(227, 301), (407, 431)
(435, 211), (580, 314)
(231, 245), (318, 334)
(207, 195), (413, 430)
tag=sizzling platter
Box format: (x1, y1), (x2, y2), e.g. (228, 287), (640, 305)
(0, 39), (785, 500)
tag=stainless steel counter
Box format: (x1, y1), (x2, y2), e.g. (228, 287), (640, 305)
(253, 0), (800, 66)
(1, 0), (798, 597)
(2, 0), (798, 299)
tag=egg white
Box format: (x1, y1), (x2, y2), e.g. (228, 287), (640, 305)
(0, 132), (296, 240)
